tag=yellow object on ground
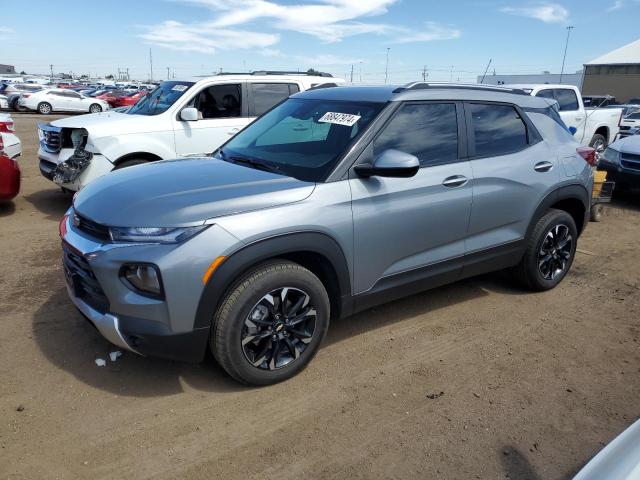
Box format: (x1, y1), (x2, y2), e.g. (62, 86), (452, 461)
(593, 170), (607, 197)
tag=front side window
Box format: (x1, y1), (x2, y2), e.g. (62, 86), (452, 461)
(553, 89), (579, 111)
(127, 81), (194, 116)
(250, 83), (299, 116)
(374, 103), (458, 167)
(192, 84), (242, 119)
(219, 98), (384, 182)
(469, 103), (528, 157)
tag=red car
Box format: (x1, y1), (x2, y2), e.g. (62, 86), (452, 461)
(95, 90), (129, 107)
(112, 90), (147, 108)
(0, 134), (20, 202)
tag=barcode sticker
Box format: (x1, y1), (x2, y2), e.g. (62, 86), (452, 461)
(318, 112), (361, 127)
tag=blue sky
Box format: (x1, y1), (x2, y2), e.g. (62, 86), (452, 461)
(1, 0), (639, 83)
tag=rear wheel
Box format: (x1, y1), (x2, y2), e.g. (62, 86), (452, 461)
(37, 102), (52, 115)
(211, 261), (330, 385)
(590, 204), (603, 222)
(89, 103), (102, 113)
(589, 133), (607, 158)
(512, 209), (577, 291)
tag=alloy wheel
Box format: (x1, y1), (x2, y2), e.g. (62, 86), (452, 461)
(90, 105), (101, 113)
(241, 287), (316, 370)
(538, 224), (573, 280)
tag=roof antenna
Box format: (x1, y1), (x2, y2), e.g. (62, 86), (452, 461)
(480, 58), (492, 84)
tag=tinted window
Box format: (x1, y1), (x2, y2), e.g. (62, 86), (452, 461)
(537, 90), (555, 100)
(553, 89), (579, 111)
(374, 103), (458, 167)
(627, 112), (640, 120)
(193, 84), (242, 119)
(251, 83), (296, 116)
(469, 103), (528, 157)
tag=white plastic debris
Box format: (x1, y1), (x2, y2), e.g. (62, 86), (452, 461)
(95, 358), (106, 367)
(109, 351), (122, 362)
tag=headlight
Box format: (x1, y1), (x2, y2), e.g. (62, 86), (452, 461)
(121, 264), (163, 298)
(601, 147), (620, 165)
(109, 225), (209, 243)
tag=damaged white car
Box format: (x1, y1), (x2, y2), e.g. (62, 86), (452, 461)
(37, 72), (343, 191)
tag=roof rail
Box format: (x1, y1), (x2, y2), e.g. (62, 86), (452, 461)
(250, 70), (333, 78)
(393, 82), (528, 95)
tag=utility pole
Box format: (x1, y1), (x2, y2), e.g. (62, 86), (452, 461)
(49, 64), (54, 79)
(559, 26), (574, 84)
(450, 65), (454, 82)
(384, 47), (390, 84)
(480, 58), (492, 84)
(359, 61), (363, 83)
(149, 48), (153, 82)
(422, 65), (428, 82)
(350, 64), (354, 83)
(166, 66), (170, 80)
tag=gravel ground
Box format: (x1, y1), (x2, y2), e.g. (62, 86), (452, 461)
(1, 113), (639, 480)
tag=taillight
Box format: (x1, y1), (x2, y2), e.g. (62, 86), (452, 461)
(22, 93), (31, 98)
(0, 134), (4, 152)
(0, 121), (15, 133)
(59, 213), (69, 238)
(577, 147), (597, 166)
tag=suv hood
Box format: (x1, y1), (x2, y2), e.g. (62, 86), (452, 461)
(51, 112), (154, 138)
(613, 135), (640, 154)
(74, 158), (315, 227)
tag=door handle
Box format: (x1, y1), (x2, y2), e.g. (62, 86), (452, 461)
(534, 161), (554, 172)
(227, 127), (241, 136)
(575, 117), (583, 122)
(442, 175), (468, 188)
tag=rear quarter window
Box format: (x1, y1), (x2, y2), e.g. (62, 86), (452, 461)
(468, 103), (528, 157)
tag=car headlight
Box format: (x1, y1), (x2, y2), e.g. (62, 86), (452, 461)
(109, 225), (209, 243)
(121, 264), (163, 298)
(601, 147), (620, 165)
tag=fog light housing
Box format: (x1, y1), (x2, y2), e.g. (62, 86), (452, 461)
(121, 264), (164, 298)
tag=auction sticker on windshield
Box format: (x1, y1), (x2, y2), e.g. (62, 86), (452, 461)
(171, 85), (189, 92)
(319, 112), (361, 127)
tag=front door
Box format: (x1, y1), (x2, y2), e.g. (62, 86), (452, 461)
(173, 83), (251, 156)
(350, 102), (473, 294)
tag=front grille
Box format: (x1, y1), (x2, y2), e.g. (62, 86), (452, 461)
(74, 213), (111, 242)
(62, 242), (109, 313)
(621, 153), (640, 171)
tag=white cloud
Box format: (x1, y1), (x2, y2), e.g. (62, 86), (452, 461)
(392, 22), (461, 44)
(606, 0), (640, 11)
(0, 26), (14, 39)
(500, 3), (569, 23)
(140, 0), (461, 53)
(139, 20), (279, 54)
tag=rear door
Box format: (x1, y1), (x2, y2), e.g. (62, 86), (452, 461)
(350, 101), (473, 294)
(248, 83), (300, 119)
(464, 102), (559, 261)
(173, 82), (251, 156)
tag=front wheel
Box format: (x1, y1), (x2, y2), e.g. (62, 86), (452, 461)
(89, 103), (102, 113)
(211, 261), (330, 385)
(37, 102), (52, 115)
(512, 209), (578, 291)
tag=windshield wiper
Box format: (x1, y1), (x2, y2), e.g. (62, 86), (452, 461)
(221, 150), (281, 174)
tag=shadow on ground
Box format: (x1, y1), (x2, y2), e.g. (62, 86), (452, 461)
(0, 201), (16, 217)
(32, 272), (523, 397)
(23, 188), (72, 221)
(500, 446), (542, 480)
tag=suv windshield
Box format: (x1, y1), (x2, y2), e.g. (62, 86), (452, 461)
(217, 98), (384, 182)
(127, 81), (194, 116)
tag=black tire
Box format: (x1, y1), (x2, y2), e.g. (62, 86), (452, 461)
(114, 158), (149, 170)
(589, 133), (607, 157)
(37, 102), (52, 115)
(211, 260), (330, 385)
(89, 103), (102, 113)
(590, 204), (603, 222)
(512, 209), (578, 291)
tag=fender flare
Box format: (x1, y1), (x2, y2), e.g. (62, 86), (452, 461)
(526, 183), (590, 240)
(193, 231), (352, 329)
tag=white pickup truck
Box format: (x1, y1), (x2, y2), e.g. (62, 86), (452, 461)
(37, 72), (343, 191)
(508, 84), (623, 154)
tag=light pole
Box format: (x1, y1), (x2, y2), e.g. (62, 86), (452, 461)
(384, 47), (390, 84)
(560, 26), (574, 84)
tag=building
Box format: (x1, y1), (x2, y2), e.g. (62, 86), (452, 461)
(477, 71), (583, 88)
(583, 38), (640, 103)
(0, 64), (16, 74)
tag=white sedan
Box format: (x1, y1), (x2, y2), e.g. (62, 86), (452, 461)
(18, 88), (110, 115)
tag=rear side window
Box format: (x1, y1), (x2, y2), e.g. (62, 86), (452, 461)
(374, 103), (458, 167)
(469, 103), (528, 157)
(553, 89), (579, 111)
(250, 83), (299, 116)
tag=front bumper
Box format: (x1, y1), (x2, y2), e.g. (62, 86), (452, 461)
(598, 161), (640, 188)
(60, 210), (240, 362)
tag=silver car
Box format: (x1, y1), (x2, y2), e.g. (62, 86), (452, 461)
(60, 83), (594, 385)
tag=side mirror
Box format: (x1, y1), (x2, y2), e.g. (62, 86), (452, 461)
(354, 149), (420, 178)
(568, 126), (577, 136)
(180, 107), (199, 122)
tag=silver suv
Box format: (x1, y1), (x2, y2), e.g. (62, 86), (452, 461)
(60, 83), (593, 385)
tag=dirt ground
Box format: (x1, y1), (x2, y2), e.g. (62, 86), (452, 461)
(1, 113), (639, 480)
